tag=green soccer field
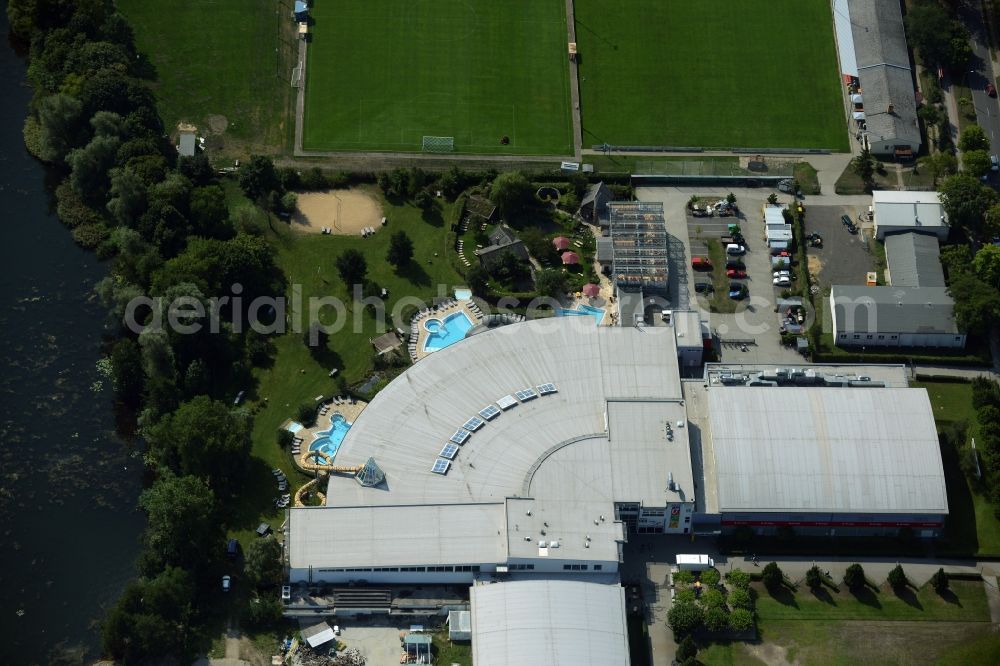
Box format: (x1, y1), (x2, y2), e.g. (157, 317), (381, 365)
(302, 1), (574, 155)
(574, 0), (849, 151)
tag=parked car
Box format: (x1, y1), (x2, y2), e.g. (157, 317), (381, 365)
(841, 214), (853, 227)
(728, 283), (747, 299)
(226, 538), (240, 560)
(988, 82), (997, 97)
(727, 269), (747, 279)
(222, 575), (231, 592)
(691, 256), (712, 271)
(725, 243), (746, 255)
(773, 276), (791, 287)
(773, 270), (791, 278)
(694, 281), (714, 294)
(281, 585), (291, 601)
(726, 259), (745, 270)
(992, 155), (999, 172)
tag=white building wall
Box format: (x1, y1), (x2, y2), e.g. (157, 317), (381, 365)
(836, 330), (966, 349)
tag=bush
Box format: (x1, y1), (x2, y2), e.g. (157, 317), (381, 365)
(762, 562), (784, 590)
(675, 588), (697, 604)
(297, 403), (317, 428)
(843, 563), (866, 590)
(667, 600), (704, 639)
(701, 588), (726, 609)
(277, 429), (294, 449)
(726, 569), (751, 589)
(728, 608), (755, 632)
(243, 595), (283, 630)
(700, 568), (721, 586)
(72, 222), (111, 249)
(972, 376), (1000, 409)
(728, 587), (753, 611)
(704, 606), (730, 632)
(888, 564), (908, 589)
(674, 570), (695, 586)
(676, 635), (698, 661)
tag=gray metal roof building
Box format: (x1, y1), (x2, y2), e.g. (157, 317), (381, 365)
(705, 387), (947, 525)
(470, 579), (630, 666)
(872, 191), (948, 240)
(830, 285), (964, 349)
(288, 319), (695, 583)
(848, 0), (921, 155)
(885, 232), (945, 287)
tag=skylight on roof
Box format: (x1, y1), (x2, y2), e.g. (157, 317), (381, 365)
(463, 416), (485, 431)
(431, 459), (451, 475)
(515, 388), (538, 402)
(450, 429), (471, 445)
(496, 395), (518, 410)
(479, 405), (501, 420)
(439, 443), (459, 460)
(537, 383), (557, 395)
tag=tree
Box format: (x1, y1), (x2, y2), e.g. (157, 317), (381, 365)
(930, 567), (949, 593)
(887, 564), (908, 590)
(336, 248), (367, 288)
(238, 155), (280, 204)
(110, 337), (144, 406)
(36, 92), (86, 162)
(939, 173), (999, 237)
(439, 166), (466, 199)
(667, 599), (704, 639)
(974, 244), (1000, 287)
(244, 536), (283, 588)
(676, 635), (698, 661)
(145, 396), (251, 494)
(805, 565), (823, 590)
(853, 147), (876, 191)
(138, 474), (221, 573)
(922, 151), (958, 185)
(67, 134), (120, 203)
(963, 149), (992, 178)
(244, 595), (284, 630)
(767, 193), (779, 205)
(959, 125), (991, 153)
(190, 185), (233, 239)
(280, 191), (298, 214)
(728, 608), (755, 632)
(726, 568), (750, 589)
(297, 403), (318, 428)
(467, 264), (490, 296)
(726, 192), (737, 206)
(906, 0), (972, 70)
(843, 563), (866, 590)
(387, 231), (414, 267)
(948, 270), (1000, 334)
(762, 562), (784, 590)
(414, 190), (434, 211)
(673, 569), (695, 586)
(490, 171), (534, 217)
(106, 166), (148, 226)
(972, 376), (1000, 409)
(702, 588), (726, 609)
(704, 606), (730, 632)
(534, 269), (568, 299)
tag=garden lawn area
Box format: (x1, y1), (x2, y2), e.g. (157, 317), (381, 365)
(303, 1), (573, 154)
(118, 0), (291, 151)
(753, 580), (989, 622)
(912, 380), (1000, 556)
(574, 0), (847, 150)
(705, 239), (738, 314)
(227, 189), (465, 543)
(432, 631), (472, 666)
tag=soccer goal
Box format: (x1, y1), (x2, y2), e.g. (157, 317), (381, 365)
(422, 136), (455, 153)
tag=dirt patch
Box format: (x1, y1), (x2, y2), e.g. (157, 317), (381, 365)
(206, 114), (229, 135)
(744, 641), (797, 666)
(807, 255), (823, 278)
(291, 190), (384, 235)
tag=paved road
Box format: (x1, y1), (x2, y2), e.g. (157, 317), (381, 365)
(959, 0), (1000, 161)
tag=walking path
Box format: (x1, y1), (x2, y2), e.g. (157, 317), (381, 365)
(564, 0), (583, 160)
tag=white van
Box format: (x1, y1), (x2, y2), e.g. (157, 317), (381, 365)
(725, 243), (746, 255)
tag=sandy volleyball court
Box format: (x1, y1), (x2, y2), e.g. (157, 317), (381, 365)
(291, 189), (383, 235)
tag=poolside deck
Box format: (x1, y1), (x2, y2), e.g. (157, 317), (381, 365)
(289, 397), (368, 473)
(408, 299), (483, 363)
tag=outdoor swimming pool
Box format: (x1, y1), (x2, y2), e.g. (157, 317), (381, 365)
(286, 421), (304, 434)
(423, 310), (474, 351)
(454, 287), (473, 301)
(308, 414), (351, 461)
(555, 304), (605, 325)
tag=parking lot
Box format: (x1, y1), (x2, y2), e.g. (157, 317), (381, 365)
(803, 204), (874, 291)
(637, 187), (806, 365)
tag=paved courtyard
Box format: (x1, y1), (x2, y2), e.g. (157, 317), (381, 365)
(803, 203), (874, 292)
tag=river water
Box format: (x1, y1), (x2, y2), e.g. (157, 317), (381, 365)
(0, 8), (145, 665)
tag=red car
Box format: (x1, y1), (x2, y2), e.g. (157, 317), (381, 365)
(988, 82), (997, 98)
(726, 269), (747, 279)
(691, 256), (712, 271)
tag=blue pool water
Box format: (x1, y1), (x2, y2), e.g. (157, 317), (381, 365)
(423, 311), (474, 351)
(555, 304), (606, 325)
(454, 287), (473, 301)
(308, 414), (351, 461)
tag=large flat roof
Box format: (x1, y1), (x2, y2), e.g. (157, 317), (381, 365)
(831, 286), (959, 335)
(706, 387), (948, 515)
(873, 190), (946, 231)
(471, 579), (630, 666)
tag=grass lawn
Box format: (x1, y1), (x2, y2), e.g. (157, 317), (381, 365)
(912, 380), (1000, 556)
(432, 631), (472, 666)
(227, 188), (466, 543)
(582, 154), (739, 177)
(754, 580), (990, 622)
(303, 1), (573, 154)
(118, 0), (293, 152)
(574, 0), (848, 150)
(705, 239), (738, 314)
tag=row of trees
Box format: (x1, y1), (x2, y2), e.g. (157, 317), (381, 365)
(968, 377), (1000, 507)
(8, 1), (290, 661)
(767, 561), (950, 594)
